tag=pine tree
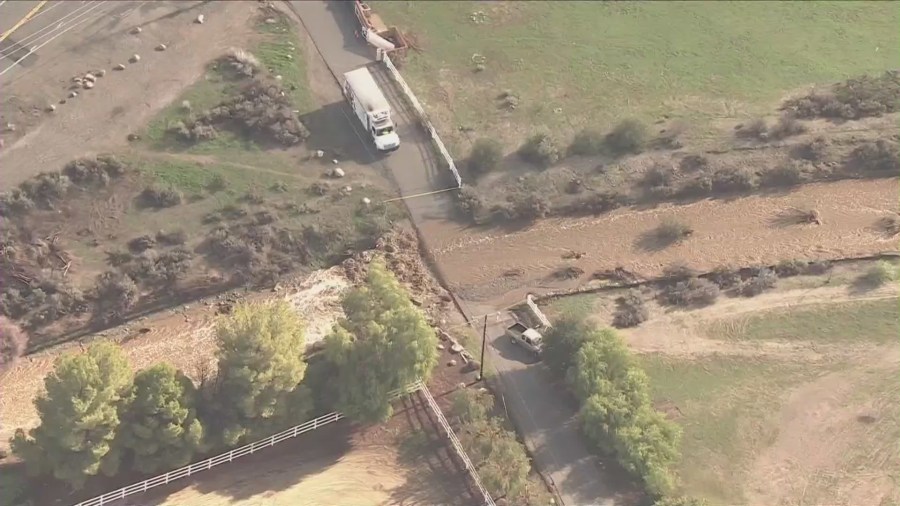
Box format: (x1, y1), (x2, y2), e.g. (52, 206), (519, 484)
(210, 300), (310, 446)
(118, 363), (203, 473)
(325, 260), (437, 423)
(11, 342), (131, 489)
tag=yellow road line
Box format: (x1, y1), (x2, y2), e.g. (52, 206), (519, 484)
(0, 0), (49, 44)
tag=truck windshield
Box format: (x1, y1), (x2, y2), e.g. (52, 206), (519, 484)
(375, 125), (394, 136)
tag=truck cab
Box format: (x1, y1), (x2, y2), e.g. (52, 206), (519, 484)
(506, 322), (543, 358)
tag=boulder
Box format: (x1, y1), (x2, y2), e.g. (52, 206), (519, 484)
(195, 14), (205, 24)
(114, 63), (126, 70)
(155, 43), (167, 51)
(82, 81), (94, 89)
(332, 167), (345, 178)
(131, 26), (142, 34)
(68, 91), (78, 98)
(96, 69), (106, 77)
(129, 54), (141, 63)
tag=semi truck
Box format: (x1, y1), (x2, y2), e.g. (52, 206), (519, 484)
(342, 67), (400, 152)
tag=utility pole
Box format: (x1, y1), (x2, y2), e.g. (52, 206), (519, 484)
(478, 314), (487, 380)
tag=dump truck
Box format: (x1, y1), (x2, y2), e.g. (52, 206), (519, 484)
(506, 322), (543, 358)
(342, 67), (400, 152)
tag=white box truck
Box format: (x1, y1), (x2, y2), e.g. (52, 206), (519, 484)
(342, 67), (400, 152)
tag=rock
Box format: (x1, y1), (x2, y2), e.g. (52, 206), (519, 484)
(68, 91), (78, 98)
(72, 76), (83, 83)
(59, 99), (67, 104)
(82, 81), (94, 89)
(114, 63), (126, 70)
(274, 74), (282, 80)
(332, 159), (339, 164)
(342, 185), (352, 193)
(96, 69), (106, 77)
(155, 43), (167, 51)
(361, 197), (371, 206)
(46, 104), (56, 112)
(195, 14), (205, 24)
(129, 54), (141, 63)
(83, 73), (96, 82)
(127, 133), (140, 141)
(265, 17), (277, 24)
(314, 149), (324, 158)
(131, 26), (142, 34)
(450, 344), (464, 354)
(437, 343), (445, 350)
(271, 283), (283, 292)
(332, 167), (345, 178)
(448, 360), (457, 367)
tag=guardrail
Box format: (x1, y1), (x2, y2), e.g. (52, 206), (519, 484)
(381, 54), (462, 189)
(71, 382), (423, 506)
(417, 381), (497, 506)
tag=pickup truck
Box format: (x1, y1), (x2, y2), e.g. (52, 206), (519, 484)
(506, 322), (543, 358)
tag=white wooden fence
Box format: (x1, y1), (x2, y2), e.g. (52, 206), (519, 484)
(382, 54), (462, 189)
(71, 382), (422, 506)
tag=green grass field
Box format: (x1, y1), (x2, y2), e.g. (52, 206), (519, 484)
(707, 298), (900, 344)
(640, 355), (823, 505)
(377, 1), (899, 148)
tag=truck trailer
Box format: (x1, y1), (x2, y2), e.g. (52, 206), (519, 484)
(342, 67), (400, 152)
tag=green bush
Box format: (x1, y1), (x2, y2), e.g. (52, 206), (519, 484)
(858, 261), (894, 288)
(139, 185), (183, 208)
(739, 268), (777, 296)
(768, 115), (807, 140)
(519, 132), (561, 167)
(468, 138), (503, 175)
(760, 163), (804, 187)
(613, 290), (649, 328)
(606, 119), (648, 155)
(662, 277), (719, 307)
(711, 168), (756, 193)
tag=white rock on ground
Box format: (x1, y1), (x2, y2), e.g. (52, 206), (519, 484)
(332, 167), (345, 178)
(82, 81), (94, 89)
(131, 26), (142, 34)
(68, 91), (78, 98)
(155, 43), (167, 51)
(114, 63), (126, 70)
(96, 69), (106, 77)
(130, 54), (141, 63)
(195, 14), (205, 24)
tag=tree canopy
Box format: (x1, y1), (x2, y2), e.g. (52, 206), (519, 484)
(325, 259), (437, 423)
(210, 300), (310, 446)
(11, 342), (132, 489)
(117, 363), (204, 473)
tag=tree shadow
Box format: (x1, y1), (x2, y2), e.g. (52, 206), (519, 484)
(768, 207), (822, 228)
(138, 421), (353, 504)
(633, 227), (685, 253)
(389, 393), (478, 506)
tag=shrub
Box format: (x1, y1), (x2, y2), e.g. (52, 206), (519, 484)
(206, 174), (228, 192)
(156, 229), (187, 246)
(677, 175), (713, 198)
(796, 136), (831, 161)
(93, 271), (140, 323)
(655, 219), (693, 245)
(19, 172), (71, 207)
(858, 261), (894, 288)
(641, 164), (676, 188)
(139, 185), (182, 208)
(738, 118), (769, 140)
(456, 185), (484, 222)
(224, 47), (260, 77)
(662, 277), (719, 307)
(805, 260), (833, 275)
(613, 290), (649, 328)
(711, 168), (756, 193)
(308, 182), (330, 196)
(769, 115), (807, 140)
(569, 129), (605, 156)
(708, 265), (741, 288)
(760, 162), (804, 187)
(679, 154), (709, 172)
(519, 132), (561, 167)
(662, 262), (698, 281)
(127, 235), (156, 253)
(468, 138), (503, 175)
(0, 189), (35, 216)
(0, 316), (27, 370)
(774, 259), (808, 277)
(850, 140), (900, 174)
(495, 192), (551, 222)
(63, 155), (127, 186)
(565, 191), (628, 215)
(782, 71), (900, 120)
(606, 119), (648, 155)
(739, 268), (777, 297)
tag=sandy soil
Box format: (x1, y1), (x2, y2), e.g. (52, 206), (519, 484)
(430, 178), (898, 305)
(0, 266), (351, 456)
(0, 1), (263, 190)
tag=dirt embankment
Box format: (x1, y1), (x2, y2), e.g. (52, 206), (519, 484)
(429, 178), (898, 305)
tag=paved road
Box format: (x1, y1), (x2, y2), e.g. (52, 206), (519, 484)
(287, 2), (623, 505)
